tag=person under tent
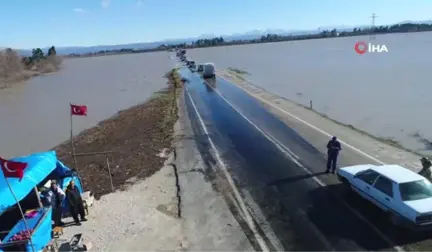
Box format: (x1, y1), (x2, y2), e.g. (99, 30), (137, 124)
(45, 180), (65, 227)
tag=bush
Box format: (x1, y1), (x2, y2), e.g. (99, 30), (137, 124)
(0, 47), (62, 88)
(0, 48), (23, 79)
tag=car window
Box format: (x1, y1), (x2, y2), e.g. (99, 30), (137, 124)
(399, 180), (432, 201)
(373, 176), (393, 197)
(356, 169), (380, 185)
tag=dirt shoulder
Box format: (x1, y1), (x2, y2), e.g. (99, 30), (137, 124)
(217, 69), (422, 171)
(53, 69), (180, 199)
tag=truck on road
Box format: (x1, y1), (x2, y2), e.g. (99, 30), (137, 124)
(202, 63), (215, 79)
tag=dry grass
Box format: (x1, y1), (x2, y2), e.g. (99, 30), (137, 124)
(0, 49), (62, 89)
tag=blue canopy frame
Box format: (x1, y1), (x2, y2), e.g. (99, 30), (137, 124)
(0, 151), (58, 215)
(0, 150), (84, 252)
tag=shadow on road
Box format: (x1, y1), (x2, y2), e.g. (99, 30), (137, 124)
(307, 183), (432, 250)
(267, 172), (326, 186)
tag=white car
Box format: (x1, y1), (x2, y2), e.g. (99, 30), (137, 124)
(337, 164), (432, 231)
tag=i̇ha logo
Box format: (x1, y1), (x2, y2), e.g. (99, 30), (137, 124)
(354, 41), (388, 55)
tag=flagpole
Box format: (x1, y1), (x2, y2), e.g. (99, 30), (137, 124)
(70, 103), (78, 170)
(2, 173), (35, 252)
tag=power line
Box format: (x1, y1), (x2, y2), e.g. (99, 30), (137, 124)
(370, 13), (378, 40)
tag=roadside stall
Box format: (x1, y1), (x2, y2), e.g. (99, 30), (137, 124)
(0, 151), (85, 252)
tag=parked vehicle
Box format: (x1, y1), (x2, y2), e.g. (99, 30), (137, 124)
(202, 63), (215, 79)
(177, 49), (186, 57)
(337, 164), (432, 231)
(188, 61), (196, 70)
(197, 64), (204, 72)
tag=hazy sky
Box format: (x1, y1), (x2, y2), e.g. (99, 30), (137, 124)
(2, 0), (432, 48)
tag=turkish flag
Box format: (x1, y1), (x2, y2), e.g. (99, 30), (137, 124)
(0, 157), (28, 180)
(71, 104), (87, 116)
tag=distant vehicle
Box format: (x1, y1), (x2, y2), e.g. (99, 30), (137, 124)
(202, 63), (215, 79)
(188, 61), (196, 70)
(197, 64), (204, 72)
(176, 49), (186, 57)
(337, 164), (432, 230)
(180, 56), (186, 62)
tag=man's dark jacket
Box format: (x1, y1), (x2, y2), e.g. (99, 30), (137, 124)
(66, 186), (83, 209)
(327, 140), (342, 155)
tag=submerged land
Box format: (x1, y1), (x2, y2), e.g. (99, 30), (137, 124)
(64, 22), (432, 58)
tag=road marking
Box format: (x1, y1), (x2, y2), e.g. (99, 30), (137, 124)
(216, 73), (386, 165)
(242, 190), (288, 251)
(203, 78), (405, 252)
(185, 86), (271, 252)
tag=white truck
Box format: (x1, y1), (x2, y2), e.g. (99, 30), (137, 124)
(202, 63), (215, 79)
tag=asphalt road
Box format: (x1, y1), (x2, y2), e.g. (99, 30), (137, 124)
(180, 66), (432, 251)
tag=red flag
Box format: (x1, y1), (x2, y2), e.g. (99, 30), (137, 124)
(70, 104), (87, 116)
(0, 157), (28, 180)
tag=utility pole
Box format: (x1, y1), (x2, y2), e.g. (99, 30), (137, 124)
(370, 13), (377, 40)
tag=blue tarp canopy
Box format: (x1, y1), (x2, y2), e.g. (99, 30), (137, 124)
(0, 151), (58, 214)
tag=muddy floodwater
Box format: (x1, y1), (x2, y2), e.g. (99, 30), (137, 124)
(3, 32), (431, 158)
(0, 52), (173, 158)
(187, 32), (432, 155)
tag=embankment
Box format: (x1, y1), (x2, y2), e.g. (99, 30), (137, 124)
(59, 69), (184, 251)
(53, 69), (181, 198)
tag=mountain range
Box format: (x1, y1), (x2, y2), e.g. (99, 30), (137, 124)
(11, 20), (432, 56)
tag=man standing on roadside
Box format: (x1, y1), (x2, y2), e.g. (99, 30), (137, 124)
(66, 180), (87, 225)
(419, 157), (432, 181)
(326, 136), (342, 174)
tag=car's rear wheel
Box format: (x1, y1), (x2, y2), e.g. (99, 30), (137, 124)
(339, 176), (352, 196)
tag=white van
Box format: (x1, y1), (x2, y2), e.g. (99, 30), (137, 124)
(202, 63), (215, 79)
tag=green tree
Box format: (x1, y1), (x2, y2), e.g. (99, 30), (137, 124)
(31, 48), (44, 61)
(47, 46), (56, 56)
(330, 29), (337, 37)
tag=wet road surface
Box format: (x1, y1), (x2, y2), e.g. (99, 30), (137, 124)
(180, 66), (432, 251)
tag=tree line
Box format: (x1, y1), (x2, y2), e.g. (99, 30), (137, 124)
(0, 45), (62, 88)
(21, 46), (57, 67)
(68, 22), (432, 57)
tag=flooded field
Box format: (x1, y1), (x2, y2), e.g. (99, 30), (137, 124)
(186, 32), (432, 155)
(3, 32), (431, 158)
(0, 52), (173, 157)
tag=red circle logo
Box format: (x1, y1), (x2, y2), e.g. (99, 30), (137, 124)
(354, 41), (367, 55)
